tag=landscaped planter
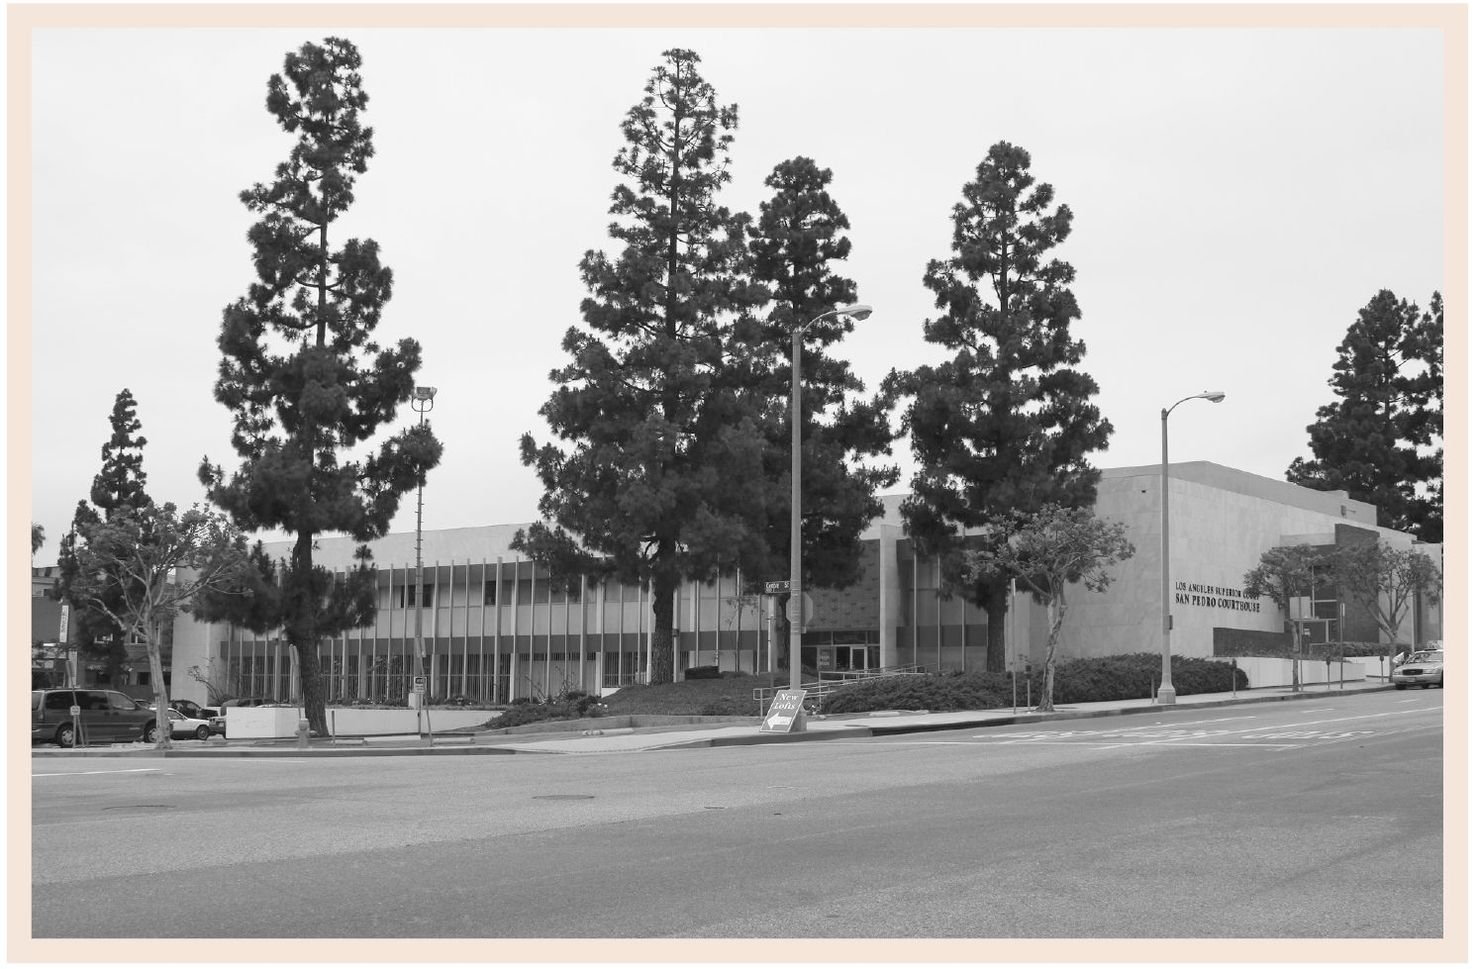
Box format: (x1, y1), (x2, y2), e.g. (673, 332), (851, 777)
(325, 708), (495, 737)
(224, 706), (497, 739)
(224, 707), (304, 739)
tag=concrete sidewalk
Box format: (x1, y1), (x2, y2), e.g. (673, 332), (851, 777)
(30, 680), (1397, 759)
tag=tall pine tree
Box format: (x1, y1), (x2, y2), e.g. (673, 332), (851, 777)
(1287, 290), (1443, 542)
(886, 142), (1111, 671)
(197, 38), (441, 733)
(741, 156), (897, 594)
(57, 388), (154, 685)
(516, 49), (767, 685)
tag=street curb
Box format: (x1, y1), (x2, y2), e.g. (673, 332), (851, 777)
(691, 683), (1396, 748)
(30, 684), (1394, 758)
(28, 743), (527, 759)
(659, 726), (876, 749)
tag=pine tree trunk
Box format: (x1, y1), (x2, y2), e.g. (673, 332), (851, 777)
(983, 580), (1008, 672)
(289, 529), (327, 735)
(296, 642), (325, 735)
(650, 575), (675, 685)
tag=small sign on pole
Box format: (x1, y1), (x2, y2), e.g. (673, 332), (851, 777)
(412, 675), (427, 695)
(785, 592), (814, 629)
(759, 689), (808, 734)
(764, 580), (790, 595)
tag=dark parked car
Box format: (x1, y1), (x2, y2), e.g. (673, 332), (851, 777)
(207, 697), (275, 737)
(31, 688), (161, 747)
(170, 699), (218, 720)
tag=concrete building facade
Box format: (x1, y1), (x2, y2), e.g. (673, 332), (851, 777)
(167, 462), (1443, 707)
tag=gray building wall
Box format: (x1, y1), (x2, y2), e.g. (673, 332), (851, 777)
(167, 463), (1443, 705)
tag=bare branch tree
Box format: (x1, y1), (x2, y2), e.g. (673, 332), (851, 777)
(66, 503), (252, 749)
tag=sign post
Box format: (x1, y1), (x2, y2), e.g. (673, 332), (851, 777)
(412, 675), (432, 746)
(759, 689), (808, 734)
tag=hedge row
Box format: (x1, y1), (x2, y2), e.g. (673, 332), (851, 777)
(818, 653), (1249, 714)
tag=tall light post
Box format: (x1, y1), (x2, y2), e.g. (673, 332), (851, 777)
(411, 386), (437, 694)
(790, 302), (872, 694)
(1158, 390), (1225, 705)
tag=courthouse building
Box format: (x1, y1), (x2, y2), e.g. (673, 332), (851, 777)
(168, 461), (1443, 706)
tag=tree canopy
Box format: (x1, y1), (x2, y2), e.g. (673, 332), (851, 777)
(66, 502), (251, 749)
(887, 141), (1111, 670)
(740, 156), (897, 593)
(57, 389), (154, 684)
(1287, 290), (1443, 542)
(964, 504), (1133, 710)
(517, 49), (769, 685)
(1324, 541), (1441, 655)
(198, 37), (441, 733)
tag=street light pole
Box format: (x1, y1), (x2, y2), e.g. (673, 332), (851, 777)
(411, 386), (437, 703)
(1158, 390), (1225, 705)
(789, 303), (872, 695)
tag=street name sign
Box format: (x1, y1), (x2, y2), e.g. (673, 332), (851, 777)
(759, 689), (808, 734)
(764, 580), (790, 594)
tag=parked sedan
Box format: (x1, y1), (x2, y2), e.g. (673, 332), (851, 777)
(170, 699), (218, 720)
(164, 708), (215, 741)
(1392, 649), (1444, 689)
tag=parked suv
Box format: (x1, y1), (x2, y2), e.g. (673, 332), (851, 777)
(31, 689), (160, 747)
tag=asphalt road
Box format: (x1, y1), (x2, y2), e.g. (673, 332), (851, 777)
(30, 690), (1443, 941)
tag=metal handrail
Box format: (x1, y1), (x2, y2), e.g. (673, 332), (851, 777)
(751, 664), (932, 715)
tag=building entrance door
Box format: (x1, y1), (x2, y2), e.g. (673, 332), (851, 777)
(838, 645), (869, 671)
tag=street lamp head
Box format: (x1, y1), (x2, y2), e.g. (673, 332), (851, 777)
(837, 302), (873, 321)
(1201, 391), (1226, 404)
(413, 386), (438, 403)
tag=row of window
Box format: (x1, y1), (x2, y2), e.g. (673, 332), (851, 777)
(386, 577), (755, 608)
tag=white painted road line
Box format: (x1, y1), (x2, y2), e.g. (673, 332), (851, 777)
(33, 768), (163, 778)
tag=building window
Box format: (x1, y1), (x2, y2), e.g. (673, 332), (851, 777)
(483, 581), (498, 606)
(396, 584), (434, 608)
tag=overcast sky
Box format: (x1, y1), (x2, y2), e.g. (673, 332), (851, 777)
(24, 20), (1445, 563)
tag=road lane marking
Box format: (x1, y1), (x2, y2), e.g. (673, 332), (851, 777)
(1163, 715), (1257, 725)
(32, 768), (163, 778)
(1094, 741), (1303, 750)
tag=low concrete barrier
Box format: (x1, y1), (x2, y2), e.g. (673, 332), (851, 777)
(225, 707), (499, 739)
(1226, 657), (1373, 690)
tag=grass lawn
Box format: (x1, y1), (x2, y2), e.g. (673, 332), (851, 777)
(600, 671), (800, 718)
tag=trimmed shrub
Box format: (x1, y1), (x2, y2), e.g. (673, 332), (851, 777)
(493, 689), (609, 728)
(818, 653), (1249, 714)
(820, 672), (1014, 714)
(683, 665), (722, 679)
(1054, 653), (1247, 702)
